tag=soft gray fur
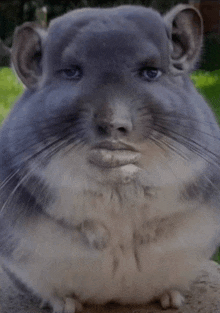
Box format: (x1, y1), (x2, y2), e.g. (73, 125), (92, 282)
(1, 4), (220, 313)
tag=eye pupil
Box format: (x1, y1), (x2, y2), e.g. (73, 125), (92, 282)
(65, 69), (76, 77)
(145, 69), (158, 79)
(140, 68), (161, 80)
(62, 66), (82, 79)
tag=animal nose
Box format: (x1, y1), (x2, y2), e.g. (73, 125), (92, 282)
(94, 101), (133, 138)
(111, 117), (133, 133)
(95, 116), (133, 137)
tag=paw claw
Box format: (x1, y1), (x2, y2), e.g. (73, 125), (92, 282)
(160, 290), (185, 309)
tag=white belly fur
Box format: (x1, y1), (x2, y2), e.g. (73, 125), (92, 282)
(7, 150), (220, 305)
(7, 185), (220, 305)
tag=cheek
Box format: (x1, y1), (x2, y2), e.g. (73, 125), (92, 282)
(43, 83), (83, 114)
(138, 141), (168, 167)
(137, 140), (206, 187)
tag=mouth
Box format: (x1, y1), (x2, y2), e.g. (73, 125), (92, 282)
(88, 141), (141, 168)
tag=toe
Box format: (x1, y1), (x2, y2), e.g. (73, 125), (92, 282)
(170, 290), (185, 308)
(160, 293), (171, 309)
(52, 298), (65, 313)
(64, 298), (83, 313)
(160, 290), (185, 309)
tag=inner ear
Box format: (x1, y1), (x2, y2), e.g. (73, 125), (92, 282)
(12, 22), (47, 89)
(164, 5), (203, 73)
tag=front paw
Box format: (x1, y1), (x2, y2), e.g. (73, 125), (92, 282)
(50, 297), (83, 313)
(160, 290), (185, 309)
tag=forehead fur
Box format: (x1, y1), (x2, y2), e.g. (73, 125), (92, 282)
(44, 5), (168, 68)
(47, 5), (166, 44)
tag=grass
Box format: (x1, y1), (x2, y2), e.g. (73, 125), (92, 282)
(191, 70), (220, 122)
(0, 67), (24, 124)
(0, 67), (220, 263)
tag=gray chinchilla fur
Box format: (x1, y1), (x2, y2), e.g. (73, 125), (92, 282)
(1, 4), (220, 312)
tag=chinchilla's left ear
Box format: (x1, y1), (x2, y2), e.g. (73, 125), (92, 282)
(164, 4), (203, 74)
(11, 22), (47, 89)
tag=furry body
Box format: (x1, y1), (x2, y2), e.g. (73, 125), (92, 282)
(1, 4), (220, 312)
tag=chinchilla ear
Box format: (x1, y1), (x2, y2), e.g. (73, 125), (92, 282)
(164, 4), (203, 74)
(11, 22), (47, 89)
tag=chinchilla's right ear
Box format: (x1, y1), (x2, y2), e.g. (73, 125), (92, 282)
(11, 22), (47, 89)
(164, 5), (203, 74)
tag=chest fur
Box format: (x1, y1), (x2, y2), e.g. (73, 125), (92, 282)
(9, 166), (220, 305)
(13, 183), (219, 305)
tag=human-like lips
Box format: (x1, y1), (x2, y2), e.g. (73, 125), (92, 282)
(88, 141), (141, 168)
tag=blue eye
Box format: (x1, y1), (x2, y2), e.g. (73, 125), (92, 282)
(61, 66), (82, 80)
(140, 68), (162, 81)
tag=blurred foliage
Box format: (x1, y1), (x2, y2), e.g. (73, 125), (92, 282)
(151, 0), (188, 12)
(0, 67), (23, 124)
(0, 0), (220, 71)
(191, 70), (220, 122)
(0, 0), (188, 45)
(199, 33), (220, 72)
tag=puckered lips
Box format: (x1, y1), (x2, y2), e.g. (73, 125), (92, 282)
(88, 140), (141, 168)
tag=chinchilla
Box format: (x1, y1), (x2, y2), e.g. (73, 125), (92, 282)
(1, 4), (220, 312)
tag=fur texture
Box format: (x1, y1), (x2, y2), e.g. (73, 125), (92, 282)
(1, 4), (220, 313)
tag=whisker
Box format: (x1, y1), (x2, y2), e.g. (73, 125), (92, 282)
(149, 134), (189, 161)
(148, 131), (220, 192)
(153, 124), (220, 168)
(0, 135), (85, 211)
(1, 163), (40, 214)
(155, 119), (220, 141)
(155, 112), (219, 126)
(0, 168), (22, 191)
(148, 137), (184, 182)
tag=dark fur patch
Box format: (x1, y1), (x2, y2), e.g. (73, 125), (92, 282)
(0, 223), (19, 258)
(2, 266), (33, 294)
(180, 173), (220, 203)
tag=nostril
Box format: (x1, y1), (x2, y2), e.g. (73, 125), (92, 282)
(94, 117), (133, 137)
(110, 118), (133, 134)
(117, 127), (127, 134)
